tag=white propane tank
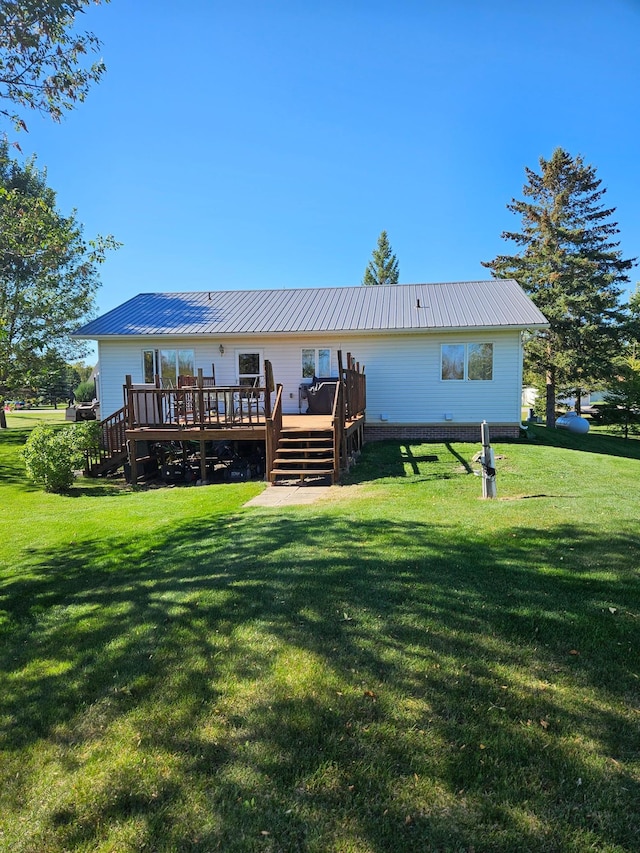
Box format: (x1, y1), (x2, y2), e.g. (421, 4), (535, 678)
(556, 411), (590, 434)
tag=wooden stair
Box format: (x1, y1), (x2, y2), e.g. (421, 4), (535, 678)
(270, 427), (336, 484)
(85, 406), (129, 477)
(89, 448), (128, 477)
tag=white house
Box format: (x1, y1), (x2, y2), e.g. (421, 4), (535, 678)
(74, 280), (548, 442)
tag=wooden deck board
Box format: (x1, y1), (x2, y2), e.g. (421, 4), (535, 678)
(124, 413), (363, 442)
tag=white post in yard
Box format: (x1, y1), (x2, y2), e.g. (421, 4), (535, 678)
(481, 420), (497, 499)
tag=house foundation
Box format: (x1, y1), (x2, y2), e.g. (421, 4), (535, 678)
(364, 423), (522, 442)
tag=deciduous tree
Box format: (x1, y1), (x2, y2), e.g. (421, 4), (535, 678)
(483, 148), (634, 426)
(0, 0), (107, 131)
(603, 350), (640, 439)
(0, 141), (117, 406)
(362, 230), (399, 286)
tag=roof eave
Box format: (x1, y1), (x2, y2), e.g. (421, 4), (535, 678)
(73, 322), (549, 341)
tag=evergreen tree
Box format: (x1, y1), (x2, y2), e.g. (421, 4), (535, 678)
(362, 230), (399, 286)
(483, 148), (634, 426)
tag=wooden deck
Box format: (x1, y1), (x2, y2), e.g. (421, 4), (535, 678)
(124, 413), (364, 483)
(89, 355), (366, 485)
(124, 414), (335, 443)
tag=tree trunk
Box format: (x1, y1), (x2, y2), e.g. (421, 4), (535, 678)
(575, 387), (582, 416)
(0, 408), (6, 429)
(546, 372), (556, 428)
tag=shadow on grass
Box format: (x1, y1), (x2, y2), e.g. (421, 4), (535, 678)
(1, 513), (639, 851)
(343, 440), (470, 484)
(528, 423), (640, 461)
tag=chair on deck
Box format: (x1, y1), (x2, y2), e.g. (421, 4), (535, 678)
(235, 377), (265, 420)
(177, 367), (218, 422)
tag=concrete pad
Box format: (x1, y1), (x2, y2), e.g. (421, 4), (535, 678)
(244, 485), (333, 507)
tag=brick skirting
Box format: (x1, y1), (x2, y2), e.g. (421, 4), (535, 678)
(363, 424), (522, 442)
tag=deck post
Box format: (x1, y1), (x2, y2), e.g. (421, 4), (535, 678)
(197, 368), (204, 425)
(153, 374), (163, 423)
(199, 437), (207, 484)
(129, 437), (138, 485)
(337, 350), (348, 475)
(125, 375), (134, 428)
(264, 359), (273, 419)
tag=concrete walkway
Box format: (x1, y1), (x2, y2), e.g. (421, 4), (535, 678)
(244, 484), (334, 507)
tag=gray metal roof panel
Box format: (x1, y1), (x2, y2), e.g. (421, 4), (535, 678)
(74, 281), (548, 338)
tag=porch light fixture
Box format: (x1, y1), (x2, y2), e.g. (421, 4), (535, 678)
(219, 344), (224, 355)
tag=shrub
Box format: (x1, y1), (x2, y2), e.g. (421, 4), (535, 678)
(23, 422), (101, 492)
(72, 420), (102, 453)
(73, 380), (96, 403)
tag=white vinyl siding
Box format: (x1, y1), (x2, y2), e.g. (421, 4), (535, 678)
(97, 330), (522, 426)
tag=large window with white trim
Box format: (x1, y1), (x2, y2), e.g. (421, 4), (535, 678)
(441, 343), (493, 381)
(302, 348), (331, 378)
(143, 349), (195, 384)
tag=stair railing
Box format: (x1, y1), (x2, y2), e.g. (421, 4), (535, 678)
(265, 383), (283, 481)
(330, 378), (344, 482)
(85, 405), (128, 473)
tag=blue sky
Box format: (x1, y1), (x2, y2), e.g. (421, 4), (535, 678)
(15, 0), (640, 328)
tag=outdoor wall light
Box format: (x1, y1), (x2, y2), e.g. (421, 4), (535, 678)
(219, 344), (225, 355)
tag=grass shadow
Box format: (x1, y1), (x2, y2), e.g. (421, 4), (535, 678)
(528, 423), (640, 460)
(344, 440), (468, 484)
(1, 509), (639, 850)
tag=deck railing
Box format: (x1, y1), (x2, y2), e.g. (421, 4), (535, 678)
(342, 366), (366, 419)
(331, 379), (344, 481)
(85, 405), (128, 473)
(340, 352), (366, 421)
(124, 384), (269, 429)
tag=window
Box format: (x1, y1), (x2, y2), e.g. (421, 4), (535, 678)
(468, 343), (493, 381)
(142, 349), (195, 384)
(143, 350), (155, 383)
(302, 348), (331, 378)
(441, 343), (493, 381)
(238, 351), (261, 386)
(160, 350), (177, 384)
(178, 350), (195, 377)
(441, 344), (464, 381)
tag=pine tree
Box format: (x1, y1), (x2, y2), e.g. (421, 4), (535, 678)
(483, 148), (635, 426)
(362, 231), (399, 286)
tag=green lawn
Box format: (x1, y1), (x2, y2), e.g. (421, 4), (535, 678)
(3, 407), (67, 429)
(1, 424), (638, 852)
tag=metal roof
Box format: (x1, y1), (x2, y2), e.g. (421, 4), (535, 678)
(74, 280), (548, 338)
